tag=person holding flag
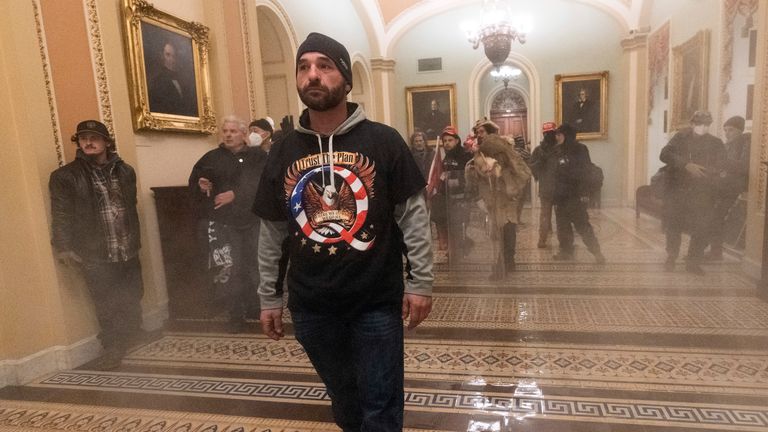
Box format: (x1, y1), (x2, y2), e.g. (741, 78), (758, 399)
(430, 126), (472, 256)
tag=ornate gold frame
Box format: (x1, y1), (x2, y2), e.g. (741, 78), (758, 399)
(671, 30), (710, 131)
(122, 0), (216, 133)
(406, 83), (457, 144)
(555, 71), (609, 140)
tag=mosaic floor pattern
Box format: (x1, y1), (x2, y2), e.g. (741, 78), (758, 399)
(2, 208), (768, 431)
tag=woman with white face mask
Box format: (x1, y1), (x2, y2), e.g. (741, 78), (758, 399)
(659, 110), (727, 275)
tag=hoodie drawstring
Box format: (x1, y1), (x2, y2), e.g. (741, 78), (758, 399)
(315, 133), (336, 191)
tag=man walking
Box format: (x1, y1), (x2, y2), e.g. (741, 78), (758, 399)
(189, 115), (267, 333)
(530, 122), (559, 248)
(551, 123), (605, 263)
(49, 120), (144, 370)
(254, 32), (433, 431)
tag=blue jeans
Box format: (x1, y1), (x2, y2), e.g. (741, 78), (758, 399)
(292, 306), (404, 432)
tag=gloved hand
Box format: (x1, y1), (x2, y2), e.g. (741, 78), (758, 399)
(280, 115), (294, 132)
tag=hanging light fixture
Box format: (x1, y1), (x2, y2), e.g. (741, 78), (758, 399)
(490, 65), (522, 89)
(464, 0), (528, 70)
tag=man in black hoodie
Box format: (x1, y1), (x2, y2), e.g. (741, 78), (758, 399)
(551, 123), (605, 263)
(49, 120), (144, 370)
(253, 33), (433, 431)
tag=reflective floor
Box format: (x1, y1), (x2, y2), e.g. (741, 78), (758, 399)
(2, 208), (768, 431)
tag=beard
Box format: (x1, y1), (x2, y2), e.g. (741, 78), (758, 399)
(298, 81), (346, 111)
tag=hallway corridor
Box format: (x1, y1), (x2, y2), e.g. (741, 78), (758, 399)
(2, 208), (768, 431)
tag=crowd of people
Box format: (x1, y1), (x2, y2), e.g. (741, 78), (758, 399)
(47, 30), (752, 432)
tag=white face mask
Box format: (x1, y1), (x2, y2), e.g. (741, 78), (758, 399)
(248, 132), (263, 147)
(693, 125), (709, 136)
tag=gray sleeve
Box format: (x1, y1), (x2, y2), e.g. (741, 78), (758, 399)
(394, 192), (433, 296)
(258, 219), (289, 309)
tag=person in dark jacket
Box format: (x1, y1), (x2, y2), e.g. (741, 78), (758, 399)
(660, 111), (726, 274)
(254, 32), (432, 431)
(49, 120), (144, 370)
(189, 115), (267, 332)
(705, 115), (751, 260)
(431, 125), (472, 255)
(529, 121), (559, 248)
(409, 130), (434, 180)
(552, 123), (605, 263)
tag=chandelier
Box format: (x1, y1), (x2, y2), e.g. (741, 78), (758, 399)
(464, 0), (527, 70)
(490, 65), (522, 89)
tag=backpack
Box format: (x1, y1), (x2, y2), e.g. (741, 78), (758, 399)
(586, 162), (604, 193)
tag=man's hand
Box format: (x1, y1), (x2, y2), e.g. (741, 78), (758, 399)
(198, 177), (213, 197)
(214, 190), (235, 209)
(260, 308), (284, 340)
(685, 162), (707, 178)
(56, 250), (82, 267)
(402, 293), (432, 330)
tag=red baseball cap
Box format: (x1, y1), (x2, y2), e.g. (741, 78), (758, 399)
(542, 122), (557, 133)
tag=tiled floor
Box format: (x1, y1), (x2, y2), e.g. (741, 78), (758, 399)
(2, 208), (768, 431)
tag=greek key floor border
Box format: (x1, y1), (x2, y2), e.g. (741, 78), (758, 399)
(123, 334), (768, 397)
(27, 372), (768, 430)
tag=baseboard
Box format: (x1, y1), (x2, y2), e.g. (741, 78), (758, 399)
(0, 335), (102, 386)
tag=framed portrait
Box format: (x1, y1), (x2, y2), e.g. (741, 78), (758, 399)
(671, 30), (710, 131)
(406, 84), (457, 144)
(555, 71), (608, 140)
(122, 0), (216, 133)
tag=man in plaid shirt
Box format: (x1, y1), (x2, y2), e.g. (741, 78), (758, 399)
(49, 120), (144, 370)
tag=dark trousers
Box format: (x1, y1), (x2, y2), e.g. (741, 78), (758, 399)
(224, 223), (261, 320)
(664, 188), (716, 262)
(81, 257), (144, 351)
(708, 195), (739, 254)
(554, 197), (600, 254)
(292, 306), (404, 432)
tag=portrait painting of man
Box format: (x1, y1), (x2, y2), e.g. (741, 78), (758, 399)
(562, 81), (601, 134)
(555, 71), (608, 139)
(406, 84), (456, 142)
(142, 22), (199, 117)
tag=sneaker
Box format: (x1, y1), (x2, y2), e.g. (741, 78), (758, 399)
(685, 262), (705, 275)
(552, 252), (574, 261)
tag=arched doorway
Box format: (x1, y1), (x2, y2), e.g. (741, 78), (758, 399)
(256, 5), (298, 120)
(489, 88), (529, 142)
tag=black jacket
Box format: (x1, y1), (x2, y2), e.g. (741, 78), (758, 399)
(189, 144), (267, 228)
(660, 128), (726, 193)
(553, 139), (592, 202)
(530, 138), (558, 200)
(49, 151), (140, 261)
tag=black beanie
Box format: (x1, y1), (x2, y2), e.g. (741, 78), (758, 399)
(296, 32), (353, 91)
(724, 115), (745, 131)
(249, 118), (273, 134)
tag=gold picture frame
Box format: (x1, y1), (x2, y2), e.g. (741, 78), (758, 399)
(555, 71), (608, 140)
(671, 30), (710, 131)
(406, 84), (457, 144)
(122, 0), (216, 133)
